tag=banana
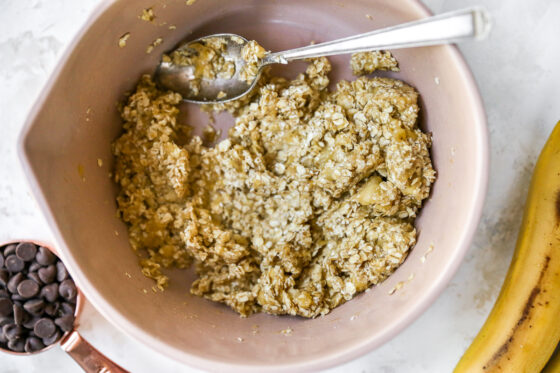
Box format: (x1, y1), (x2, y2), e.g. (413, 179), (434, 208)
(543, 346), (560, 373)
(454, 121), (560, 373)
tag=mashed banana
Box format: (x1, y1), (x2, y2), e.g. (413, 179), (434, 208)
(113, 52), (435, 317)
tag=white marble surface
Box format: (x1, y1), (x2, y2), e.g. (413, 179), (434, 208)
(1, 0), (559, 372)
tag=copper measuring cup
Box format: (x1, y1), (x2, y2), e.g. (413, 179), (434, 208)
(0, 240), (128, 372)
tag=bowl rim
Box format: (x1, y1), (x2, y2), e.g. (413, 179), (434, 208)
(17, 0), (489, 371)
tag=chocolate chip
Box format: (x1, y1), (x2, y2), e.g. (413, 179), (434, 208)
(7, 272), (24, 294)
(40, 283), (58, 303)
(7, 338), (25, 352)
(0, 269), (8, 287)
(44, 302), (60, 317)
(3, 324), (24, 340)
(58, 280), (76, 300)
(56, 261), (69, 282)
(27, 272), (42, 285)
(0, 316), (11, 327)
(42, 329), (61, 346)
(0, 298), (13, 317)
(61, 302), (75, 316)
(17, 280), (39, 299)
(15, 243), (37, 262)
(13, 304), (24, 325)
(36, 247), (56, 266)
(22, 316), (39, 330)
(0, 289), (8, 298)
(23, 299), (45, 315)
(11, 294), (25, 302)
(33, 318), (56, 339)
(28, 262), (42, 273)
(38, 265), (56, 284)
(54, 314), (74, 332)
(24, 336), (45, 352)
(5, 255), (24, 273)
(3, 244), (16, 257)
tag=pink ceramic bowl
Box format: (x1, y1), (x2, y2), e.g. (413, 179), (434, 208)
(18, 0), (488, 371)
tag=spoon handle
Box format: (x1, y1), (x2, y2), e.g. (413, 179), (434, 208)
(264, 7), (490, 64)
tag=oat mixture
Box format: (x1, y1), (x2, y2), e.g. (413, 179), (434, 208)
(350, 50), (399, 75)
(238, 40), (268, 83)
(113, 51), (435, 317)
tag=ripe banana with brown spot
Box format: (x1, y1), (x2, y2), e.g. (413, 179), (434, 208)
(454, 121), (560, 373)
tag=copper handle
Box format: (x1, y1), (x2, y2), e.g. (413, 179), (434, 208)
(60, 331), (129, 373)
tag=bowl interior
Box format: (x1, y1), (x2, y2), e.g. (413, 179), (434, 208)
(20, 0), (487, 370)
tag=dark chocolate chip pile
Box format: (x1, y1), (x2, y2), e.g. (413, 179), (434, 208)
(0, 242), (77, 353)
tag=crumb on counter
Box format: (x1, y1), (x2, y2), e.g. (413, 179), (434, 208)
(424, 244), (434, 260)
(186, 0), (196, 4)
(251, 325), (259, 335)
(85, 107), (93, 122)
(146, 37), (163, 54)
(389, 272), (415, 294)
(77, 164), (85, 182)
(140, 7), (155, 22)
(97, 158), (103, 167)
(118, 33), (130, 48)
(388, 281), (404, 295)
(281, 327), (293, 336)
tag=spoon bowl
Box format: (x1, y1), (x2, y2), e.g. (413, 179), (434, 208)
(155, 33), (262, 104)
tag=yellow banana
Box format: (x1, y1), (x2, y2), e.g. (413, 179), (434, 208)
(543, 346), (560, 373)
(455, 121), (560, 373)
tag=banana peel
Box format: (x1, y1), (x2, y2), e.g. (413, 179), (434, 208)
(543, 346), (560, 373)
(455, 121), (560, 373)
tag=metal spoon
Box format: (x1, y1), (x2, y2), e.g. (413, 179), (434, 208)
(155, 7), (490, 104)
